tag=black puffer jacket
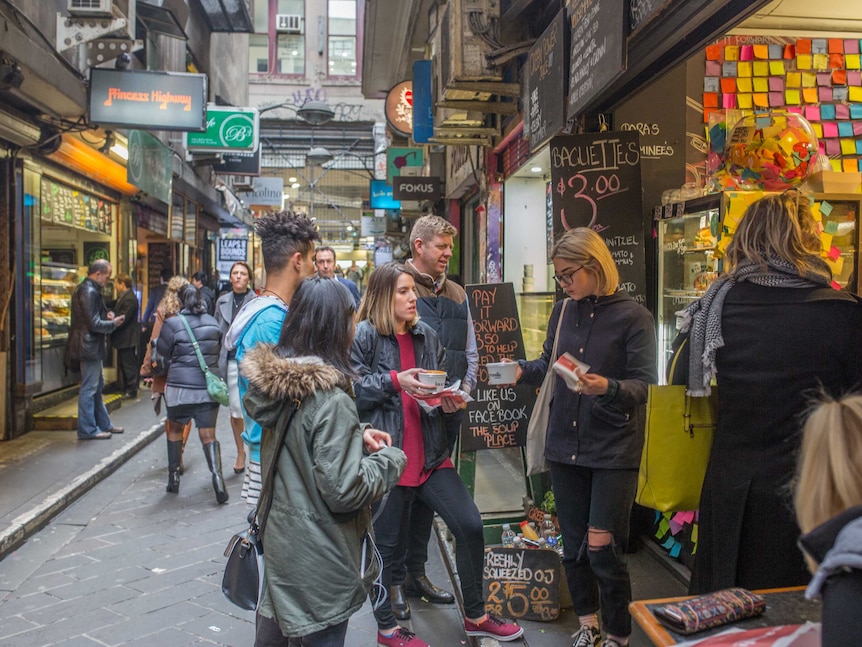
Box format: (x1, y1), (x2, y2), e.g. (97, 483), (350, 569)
(155, 310), (222, 390)
(350, 320), (451, 471)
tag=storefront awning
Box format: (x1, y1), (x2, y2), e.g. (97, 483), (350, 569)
(190, 0), (253, 33)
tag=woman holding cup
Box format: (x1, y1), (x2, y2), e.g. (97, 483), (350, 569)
(509, 228), (656, 647)
(350, 262), (524, 647)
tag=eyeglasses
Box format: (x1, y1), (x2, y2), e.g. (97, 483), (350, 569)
(553, 266), (585, 287)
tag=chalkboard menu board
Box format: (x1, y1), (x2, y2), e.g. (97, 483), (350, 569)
(463, 283), (537, 451)
(526, 10), (568, 151)
(567, 0), (626, 118)
(549, 131), (646, 303)
(40, 178), (113, 234)
(147, 242), (171, 289)
(483, 546), (561, 622)
(629, 0), (669, 33)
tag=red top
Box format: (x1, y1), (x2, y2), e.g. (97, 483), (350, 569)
(394, 332), (453, 487)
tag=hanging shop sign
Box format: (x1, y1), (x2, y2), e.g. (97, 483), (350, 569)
(549, 131), (646, 303)
(386, 147), (424, 184)
(526, 10), (569, 151)
(369, 179), (401, 210)
(361, 213), (387, 236)
(217, 237), (249, 275)
(83, 241), (111, 265)
(185, 106), (259, 153)
(566, 0), (627, 119)
(234, 176), (283, 207)
(215, 149), (262, 176)
(412, 60), (433, 144)
(385, 81), (413, 139)
(88, 68), (207, 131)
(127, 129), (173, 203)
(392, 176), (443, 201)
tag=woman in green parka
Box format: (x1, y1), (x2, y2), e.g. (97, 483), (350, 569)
(241, 277), (406, 647)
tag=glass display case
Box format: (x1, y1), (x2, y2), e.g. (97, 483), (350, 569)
(655, 191), (861, 382)
(37, 262), (80, 392)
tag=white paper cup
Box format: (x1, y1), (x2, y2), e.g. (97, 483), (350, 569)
(486, 362), (518, 385)
(417, 370), (447, 391)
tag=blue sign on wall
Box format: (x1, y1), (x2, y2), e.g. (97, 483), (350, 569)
(412, 60), (433, 144)
(369, 180), (401, 210)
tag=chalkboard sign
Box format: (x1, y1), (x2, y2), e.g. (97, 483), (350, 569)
(526, 9), (568, 151)
(463, 283), (537, 451)
(549, 131), (646, 303)
(567, 0), (626, 118)
(629, 0), (668, 34)
(483, 547), (561, 622)
(147, 242), (171, 289)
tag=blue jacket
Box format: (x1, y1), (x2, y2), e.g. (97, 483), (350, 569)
(225, 295), (288, 463)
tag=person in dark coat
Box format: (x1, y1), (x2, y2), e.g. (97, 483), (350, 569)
(143, 266), (174, 323)
(191, 270), (216, 316)
(155, 284), (226, 503)
(795, 393), (862, 647)
(681, 190), (862, 595)
(68, 260), (127, 440)
(214, 261), (255, 474)
(351, 262), (524, 647)
(110, 273), (140, 398)
(515, 228), (656, 647)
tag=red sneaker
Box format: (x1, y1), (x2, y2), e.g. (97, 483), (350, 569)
(464, 614), (524, 641)
(377, 627), (429, 647)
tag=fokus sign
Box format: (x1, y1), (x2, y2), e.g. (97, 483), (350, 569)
(88, 69), (207, 131)
(185, 106), (260, 153)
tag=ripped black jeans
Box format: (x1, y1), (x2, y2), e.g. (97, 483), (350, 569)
(548, 461), (638, 638)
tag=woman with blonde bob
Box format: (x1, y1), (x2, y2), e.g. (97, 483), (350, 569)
(512, 228), (656, 647)
(681, 190), (862, 595)
(796, 394), (862, 647)
(351, 262), (524, 647)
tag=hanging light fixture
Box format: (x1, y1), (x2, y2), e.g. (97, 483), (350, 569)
(296, 100), (335, 126)
(306, 146), (334, 166)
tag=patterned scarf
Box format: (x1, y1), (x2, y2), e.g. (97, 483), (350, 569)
(678, 255), (831, 396)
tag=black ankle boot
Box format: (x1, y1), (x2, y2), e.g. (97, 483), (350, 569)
(203, 441), (229, 504)
(166, 439), (183, 493)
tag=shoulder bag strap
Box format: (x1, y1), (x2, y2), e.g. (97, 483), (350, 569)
(255, 399), (301, 537)
(177, 313), (209, 376)
(550, 298), (570, 362)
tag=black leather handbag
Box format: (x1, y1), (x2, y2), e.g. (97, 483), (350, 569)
(221, 400), (300, 610)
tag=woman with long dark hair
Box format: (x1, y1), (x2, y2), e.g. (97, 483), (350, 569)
(215, 260), (256, 474)
(241, 277), (405, 647)
(155, 284), (227, 503)
(351, 262), (524, 647)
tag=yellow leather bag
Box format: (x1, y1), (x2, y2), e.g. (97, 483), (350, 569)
(636, 337), (718, 512)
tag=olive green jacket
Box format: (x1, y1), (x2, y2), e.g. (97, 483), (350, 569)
(241, 344), (406, 637)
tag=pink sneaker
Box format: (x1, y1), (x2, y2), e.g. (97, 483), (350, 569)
(464, 614), (524, 641)
(377, 627), (429, 647)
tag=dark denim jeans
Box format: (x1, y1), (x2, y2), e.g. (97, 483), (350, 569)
(372, 466), (485, 629)
(255, 614), (348, 647)
(77, 358), (112, 438)
(549, 460), (638, 638)
(393, 411), (465, 584)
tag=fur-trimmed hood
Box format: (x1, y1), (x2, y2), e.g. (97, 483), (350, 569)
(241, 343), (350, 400)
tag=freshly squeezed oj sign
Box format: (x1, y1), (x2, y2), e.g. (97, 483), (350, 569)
(89, 68), (207, 131)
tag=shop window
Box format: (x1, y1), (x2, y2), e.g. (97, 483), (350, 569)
(170, 193), (184, 241)
(328, 0), (357, 77)
(15, 165), (42, 388)
(185, 199), (197, 247)
(250, 34), (270, 73)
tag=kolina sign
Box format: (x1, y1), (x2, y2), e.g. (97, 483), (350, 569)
(185, 106), (260, 153)
(88, 68), (207, 131)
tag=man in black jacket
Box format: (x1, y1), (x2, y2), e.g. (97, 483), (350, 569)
(191, 271), (216, 316)
(110, 273), (139, 398)
(69, 260), (126, 440)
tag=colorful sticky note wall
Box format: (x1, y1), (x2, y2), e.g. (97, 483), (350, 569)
(705, 36), (862, 170)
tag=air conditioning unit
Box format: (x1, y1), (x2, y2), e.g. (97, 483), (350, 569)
(67, 0), (113, 18)
(276, 14), (303, 33)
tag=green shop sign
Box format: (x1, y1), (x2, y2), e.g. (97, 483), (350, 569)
(185, 106), (259, 153)
(127, 129), (173, 203)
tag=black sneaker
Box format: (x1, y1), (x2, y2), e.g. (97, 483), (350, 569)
(572, 625), (601, 647)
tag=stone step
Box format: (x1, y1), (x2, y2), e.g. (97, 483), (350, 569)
(32, 393), (123, 430)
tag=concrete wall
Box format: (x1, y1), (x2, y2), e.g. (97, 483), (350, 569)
(503, 177), (551, 293)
